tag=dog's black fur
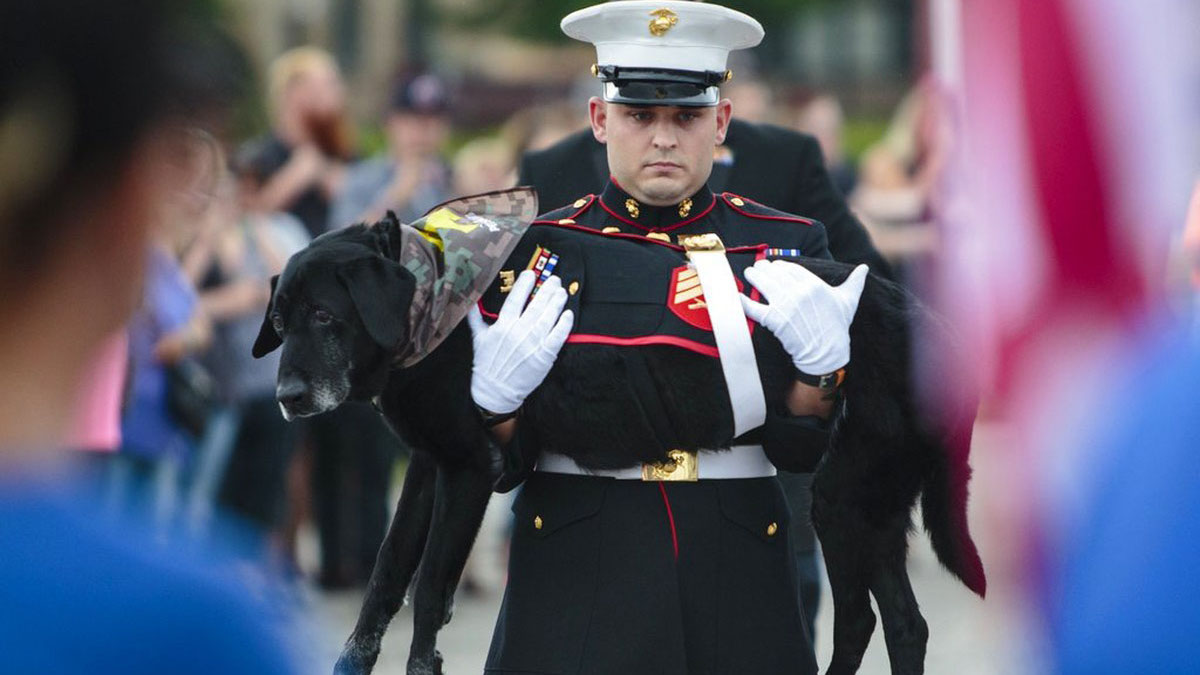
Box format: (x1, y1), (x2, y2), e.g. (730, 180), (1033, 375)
(253, 217), (986, 675)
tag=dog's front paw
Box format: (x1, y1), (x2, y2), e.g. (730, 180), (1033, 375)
(407, 649), (444, 675)
(334, 640), (380, 675)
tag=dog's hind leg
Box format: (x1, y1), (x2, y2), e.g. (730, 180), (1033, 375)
(406, 463), (493, 675)
(813, 481), (877, 674)
(335, 451), (438, 675)
(868, 522), (928, 675)
(820, 539), (877, 675)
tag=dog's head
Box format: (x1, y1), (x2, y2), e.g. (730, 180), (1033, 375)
(252, 228), (416, 420)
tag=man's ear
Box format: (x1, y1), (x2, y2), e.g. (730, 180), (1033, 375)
(338, 256), (416, 350)
(252, 275), (282, 358)
(714, 99), (733, 146)
(589, 96), (608, 144)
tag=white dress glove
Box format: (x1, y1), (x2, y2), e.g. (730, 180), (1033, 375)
(466, 270), (575, 415)
(740, 260), (869, 376)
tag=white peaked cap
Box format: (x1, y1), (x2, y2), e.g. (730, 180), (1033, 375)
(562, 1), (764, 75)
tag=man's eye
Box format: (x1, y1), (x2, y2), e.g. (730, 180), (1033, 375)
(313, 309), (333, 325)
(631, 111), (651, 122)
(271, 313), (284, 334)
(678, 112), (698, 123)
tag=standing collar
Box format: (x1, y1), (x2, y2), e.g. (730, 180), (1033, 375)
(598, 177), (716, 232)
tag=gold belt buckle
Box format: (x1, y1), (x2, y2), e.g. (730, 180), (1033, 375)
(641, 449), (699, 482)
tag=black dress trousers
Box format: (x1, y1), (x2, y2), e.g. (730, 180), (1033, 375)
(485, 472), (817, 675)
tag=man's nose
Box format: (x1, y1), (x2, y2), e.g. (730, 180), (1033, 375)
(276, 375), (309, 407)
(651, 122), (678, 150)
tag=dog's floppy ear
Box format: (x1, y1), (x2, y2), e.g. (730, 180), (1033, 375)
(252, 275), (282, 358)
(338, 256), (416, 350)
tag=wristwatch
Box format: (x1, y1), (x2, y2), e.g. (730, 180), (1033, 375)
(476, 403), (519, 428)
(794, 367), (846, 391)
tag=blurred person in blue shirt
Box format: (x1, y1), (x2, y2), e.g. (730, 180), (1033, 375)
(0, 2), (309, 672)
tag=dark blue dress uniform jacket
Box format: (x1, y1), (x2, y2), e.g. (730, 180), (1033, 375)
(483, 181), (828, 675)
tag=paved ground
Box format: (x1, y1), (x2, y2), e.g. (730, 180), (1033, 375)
(304, 422), (1048, 674)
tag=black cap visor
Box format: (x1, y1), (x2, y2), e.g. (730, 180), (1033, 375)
(603, 81), (718, 106)
(596, 66), (725, 107)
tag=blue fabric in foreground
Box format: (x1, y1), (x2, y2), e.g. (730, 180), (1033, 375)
(1051, 330), (1200, 674)
(0, 473), (306, 674)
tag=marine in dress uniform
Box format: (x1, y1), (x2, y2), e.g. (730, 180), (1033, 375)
(471, 4), (867, 673)
(518, 23), (892, 645)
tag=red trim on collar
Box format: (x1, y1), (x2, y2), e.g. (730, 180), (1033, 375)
(656, 199), (717, 232)
(597, 197), (650, 230)
(596, 197), (716, 233)
(721, 193), (815, 225)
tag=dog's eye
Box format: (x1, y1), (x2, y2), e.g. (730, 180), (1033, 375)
(314, 309), (334, 325)
(271, 313), (284, 335)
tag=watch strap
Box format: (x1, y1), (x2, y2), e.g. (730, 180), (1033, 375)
(477, 404), (519, 428)
(794, 367), (846, 390)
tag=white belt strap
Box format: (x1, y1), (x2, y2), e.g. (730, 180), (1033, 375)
(678, 233), (767, 437)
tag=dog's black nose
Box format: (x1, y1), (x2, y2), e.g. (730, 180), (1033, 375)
(276, 377), (308, 407)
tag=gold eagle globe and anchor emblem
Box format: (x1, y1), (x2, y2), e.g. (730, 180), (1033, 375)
(648, 8), (679, 36)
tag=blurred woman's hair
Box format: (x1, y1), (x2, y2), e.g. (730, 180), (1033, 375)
(266, 47), (339, 116)
(266, 46), (354, 160)
(0, 0), (246, 283)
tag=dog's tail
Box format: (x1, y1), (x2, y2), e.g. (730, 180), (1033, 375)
(917, 309), (987, 598)
(921, 428), (986, 597)
(918, 360), (987, 596)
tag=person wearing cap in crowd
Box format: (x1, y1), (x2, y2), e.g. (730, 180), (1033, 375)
(329, 71), (453, 231)
(471, 3), (869, 673)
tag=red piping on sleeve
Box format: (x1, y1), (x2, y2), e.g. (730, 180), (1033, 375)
(566, 333), (720, 358)
(658, 482), (679, 560)
(477, 298), (498, 321)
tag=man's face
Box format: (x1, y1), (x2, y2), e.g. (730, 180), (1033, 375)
(590, 98), (732, 206)
(387, 111), (449, 159)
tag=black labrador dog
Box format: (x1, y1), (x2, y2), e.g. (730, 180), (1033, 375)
(253, 196), (985, 675)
